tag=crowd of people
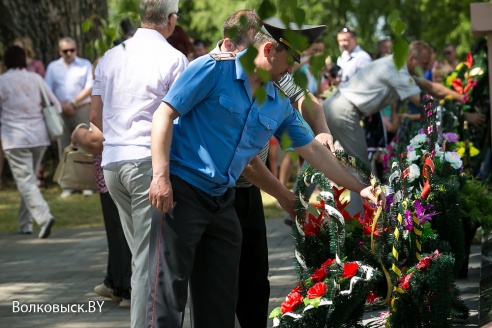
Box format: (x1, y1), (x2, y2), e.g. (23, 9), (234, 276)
(0, 0), (473, 327)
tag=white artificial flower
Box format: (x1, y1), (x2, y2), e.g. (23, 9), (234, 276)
(444, 151), (463, 170)
(409, 134), (427, 149)
(434, 143), (444, 159)
(407, 164), (420, 183)
(406, 150), (420, 163)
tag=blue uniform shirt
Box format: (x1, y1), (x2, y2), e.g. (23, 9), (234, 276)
(163, 51), (313, 196)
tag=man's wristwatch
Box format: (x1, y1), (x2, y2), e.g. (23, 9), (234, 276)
(69, 100), (76, 108)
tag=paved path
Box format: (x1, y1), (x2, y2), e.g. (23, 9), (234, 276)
(0, 218), (481, 327)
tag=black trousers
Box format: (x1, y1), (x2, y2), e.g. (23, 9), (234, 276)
(234, 186), (270, 328)
(99, 192), (132, 297)
(146, 175), (242, 328)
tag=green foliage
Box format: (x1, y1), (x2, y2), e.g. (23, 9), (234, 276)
(459, 177), (492, 233)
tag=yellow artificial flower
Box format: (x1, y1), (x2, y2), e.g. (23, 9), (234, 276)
(456, 141), (480, 157)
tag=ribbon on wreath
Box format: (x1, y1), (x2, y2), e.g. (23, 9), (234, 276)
(420, 153), (435, 200)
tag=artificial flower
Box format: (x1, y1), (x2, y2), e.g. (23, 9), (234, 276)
(403, 209), (414, 231)
(456, 141), (480, 157)
(398, 272), (413, 290)
(407, 164), (420, 183)
(307, 282), (328, 299)
(366, 291), (379, 303)
(434, 143), (444, 159)
(406, 150), (420, 164)
(291, 285), (303, 294)
(342, 262), (359, 279)
(305, 211), (324, 236)
(409, 134), (427, 148)
(444, 151), (462, 170)
(442, 132), (458, 143)
(280, 292), (304, 314)
(413, 200), (437, 225)
(416, 256), (432, 270)
(311, 267), (327, 283)
(359, 201), (379, 236)
(321, 258), (336, 268)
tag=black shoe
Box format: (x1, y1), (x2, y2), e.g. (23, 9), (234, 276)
(284, 217), (293, 226)
(39, 218), (55, 239)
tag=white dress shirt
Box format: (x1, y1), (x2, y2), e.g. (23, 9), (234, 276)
(338, 56), (420, 116)
(337, 45), (372, 82)
(45, 56), (93, 104)
(92, 28), (189, 166)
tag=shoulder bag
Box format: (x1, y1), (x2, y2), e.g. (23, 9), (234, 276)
(37, 76), (64, 141)
(53, 123), (97, 191)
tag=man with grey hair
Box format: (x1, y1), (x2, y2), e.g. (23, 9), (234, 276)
(90, 0), (188, 327)
(45, 37), (93, 198)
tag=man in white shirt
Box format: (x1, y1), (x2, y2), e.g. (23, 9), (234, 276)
(90, 0), (188, 327)
(45, 37), (93, 198)
(336, 27), (372, 82)
(323, 41), (463, 214)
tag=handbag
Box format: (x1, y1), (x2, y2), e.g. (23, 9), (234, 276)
(53, 124), (97, 191)
(37, 76), (64, 141)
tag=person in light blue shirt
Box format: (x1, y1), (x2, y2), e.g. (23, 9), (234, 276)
(147, 16), (381, 328)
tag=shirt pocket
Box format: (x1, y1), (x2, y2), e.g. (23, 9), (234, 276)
(219, 94), (246, 114)
(249, 113), (278, 148)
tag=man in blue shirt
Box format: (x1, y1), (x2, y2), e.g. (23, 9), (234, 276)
(147, 16), (381, 328)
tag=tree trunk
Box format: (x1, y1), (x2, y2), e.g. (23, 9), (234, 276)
(0, 0), (107, 65)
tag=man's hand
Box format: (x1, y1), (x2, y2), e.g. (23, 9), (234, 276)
(360, 185), (386, 208)
(314, 132), (335, 152)
(61, 102), (76, 116)
(277, 191), (297, 220)
(464, 112), (486, 127)
(149, 176), (174, 213)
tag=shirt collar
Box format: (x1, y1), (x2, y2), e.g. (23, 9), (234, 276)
(132, 28), (168, 43)
(236, 50), (276, 100)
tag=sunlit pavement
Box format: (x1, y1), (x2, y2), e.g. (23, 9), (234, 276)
(0, 218), (480, 327)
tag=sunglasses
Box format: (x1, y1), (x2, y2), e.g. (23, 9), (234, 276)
(62, 48), (76, 54)
(443, 50), (452, 55)
(172, 12), (182, 21)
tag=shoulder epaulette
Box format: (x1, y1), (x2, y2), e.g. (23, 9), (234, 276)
(209, 52), (236, 61)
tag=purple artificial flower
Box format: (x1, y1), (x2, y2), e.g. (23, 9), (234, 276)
(385, 194), (394, 212)
(413, 200), (438, 224)
(442, 132), (459, 143)
(403, 209), (413, 231)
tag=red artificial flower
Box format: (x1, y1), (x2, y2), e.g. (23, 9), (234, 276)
(366, 291), (378, 303)
(398, 272), (413, 290)
(291, 285), (302, 294)
(307, 282), (328, 299)
(332, 185), (360, 220)
(465, 52), (473, 69)
(311, 267), (327, 283)
(305, 211), (324, 236)
(342, 262), (359, 279)
(452, 78), (464, 94)
(359, 200), (380, 236)
(416, 256), (432, 270)
(321, 258), (335, 268)
(280, 292), (303, 314)
(464, 78), (477, 94)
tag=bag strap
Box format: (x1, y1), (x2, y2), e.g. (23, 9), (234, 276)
(36, 75), (51, 107)
(74, 123), (90, 131)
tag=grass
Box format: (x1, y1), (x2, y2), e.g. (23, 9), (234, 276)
(0, 177), (288, 233)
(0, 179), (103, 233)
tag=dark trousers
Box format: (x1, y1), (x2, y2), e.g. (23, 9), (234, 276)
(146, 175), (242, 328)
(99, 192), (132, 297)
(234, 186), (270, 328)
